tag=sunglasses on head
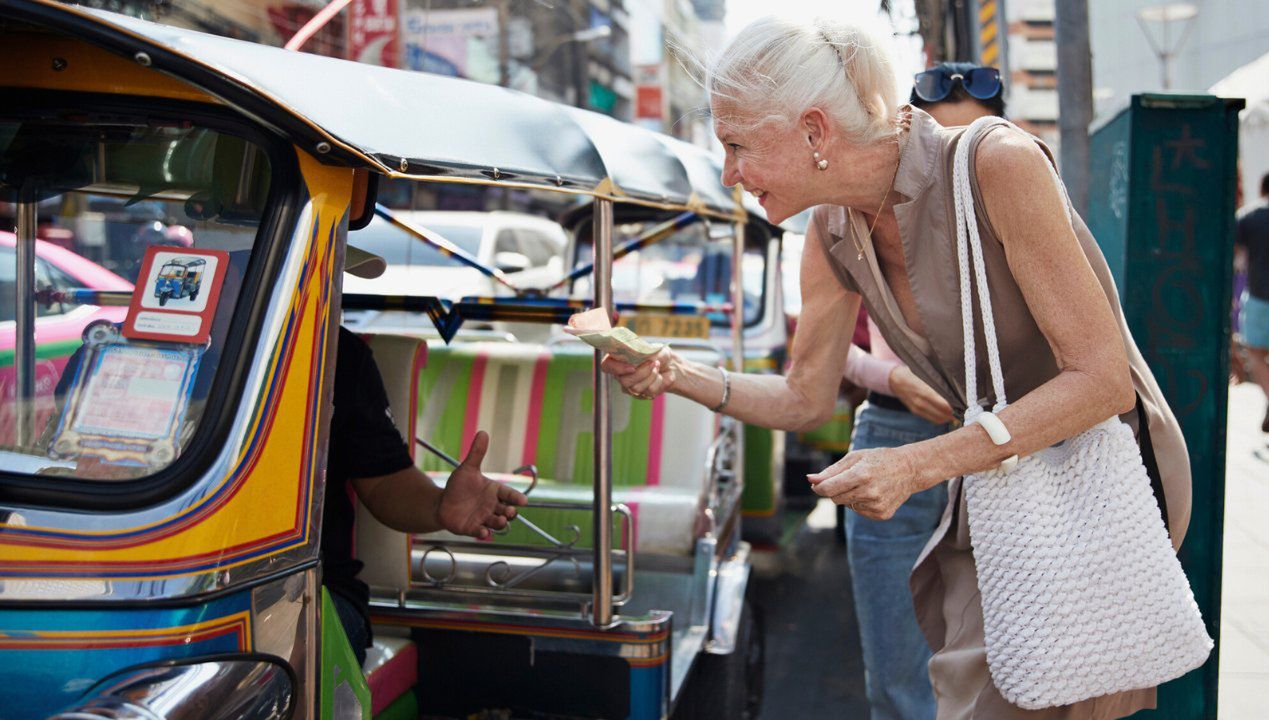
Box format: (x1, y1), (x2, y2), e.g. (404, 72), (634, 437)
(912, 67), (1002, 103)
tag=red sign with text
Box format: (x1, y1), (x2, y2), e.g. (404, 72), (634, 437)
(123, 246), (228, 345)
(349, 0), (400, 68)
(636, 85), (663, 120)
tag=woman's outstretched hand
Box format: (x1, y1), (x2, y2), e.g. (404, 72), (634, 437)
(599, 347), (678, 401)
(808, 447), (920, 520)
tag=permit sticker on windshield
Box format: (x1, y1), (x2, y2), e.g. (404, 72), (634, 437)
(124, 246), (228, 344)
(50, 340), (201, 467)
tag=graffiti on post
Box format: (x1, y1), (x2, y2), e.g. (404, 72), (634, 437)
(1145, 123), (1211, 420)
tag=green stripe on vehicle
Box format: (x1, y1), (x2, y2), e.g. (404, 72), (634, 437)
(0, 338), (85, 368)
(417, 347), (474, 472)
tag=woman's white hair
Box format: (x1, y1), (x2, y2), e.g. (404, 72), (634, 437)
(707, 16), (901, 145)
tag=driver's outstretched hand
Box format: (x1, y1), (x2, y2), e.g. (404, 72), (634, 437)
(438, 431), (528, 540)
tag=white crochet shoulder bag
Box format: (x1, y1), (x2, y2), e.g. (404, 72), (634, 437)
(952, 117), (1212, 710)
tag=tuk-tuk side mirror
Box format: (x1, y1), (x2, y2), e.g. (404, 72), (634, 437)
(349, 169), (379, 231)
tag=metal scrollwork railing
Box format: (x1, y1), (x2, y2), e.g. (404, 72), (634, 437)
(411, 435), (633, 606)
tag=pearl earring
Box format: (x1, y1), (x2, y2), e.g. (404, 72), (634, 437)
(813, 151), (828, 171)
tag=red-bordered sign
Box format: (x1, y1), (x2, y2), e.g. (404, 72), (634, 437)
(350, 0), (401, 68)
(123, 246), (228, 345)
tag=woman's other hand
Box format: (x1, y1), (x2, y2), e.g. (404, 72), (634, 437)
(808, 447), (919, 520)
(888, 365), (954, 425)
(600, 347), (679, 400)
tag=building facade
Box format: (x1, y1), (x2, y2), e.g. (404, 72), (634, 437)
(1003, 0), (1058, 148)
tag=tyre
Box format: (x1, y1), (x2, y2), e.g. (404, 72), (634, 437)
(189, 290), (198, 302)
(158, 291), (170, 306)
(672, 599), (765, 720)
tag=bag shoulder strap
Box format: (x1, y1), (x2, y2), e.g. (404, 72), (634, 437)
(953, 118), (1078, 422)
(953, 117), (1010, 420)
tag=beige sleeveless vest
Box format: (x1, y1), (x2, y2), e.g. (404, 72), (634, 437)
(811, 107), (1192, 550)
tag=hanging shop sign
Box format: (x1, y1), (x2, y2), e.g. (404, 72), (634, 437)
(349, 0), (401, 67)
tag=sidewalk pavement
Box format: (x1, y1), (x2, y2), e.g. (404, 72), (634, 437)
(1218, 382), (1269, 719)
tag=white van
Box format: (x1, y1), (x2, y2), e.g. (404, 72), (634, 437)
(344, 210), (568, 300)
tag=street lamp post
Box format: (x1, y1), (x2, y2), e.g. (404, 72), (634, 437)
(1136, 2), (1199, 90)
(530, 25), (612, 73)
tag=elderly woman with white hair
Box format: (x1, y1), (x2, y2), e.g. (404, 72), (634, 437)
(601, 16), (1196, 719)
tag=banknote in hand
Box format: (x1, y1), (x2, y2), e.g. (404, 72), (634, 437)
(574, 327), (665, 365)
(565, 307), (664, 365)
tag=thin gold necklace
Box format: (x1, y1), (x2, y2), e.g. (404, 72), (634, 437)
(852, 126), (908, 261)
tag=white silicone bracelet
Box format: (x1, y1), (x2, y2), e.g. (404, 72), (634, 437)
(969, 411), (1019, 473)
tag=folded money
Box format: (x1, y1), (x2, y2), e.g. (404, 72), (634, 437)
(574, 327), (665, 365)
(567, 307), (612, 333)
(566, 307), (664, 365)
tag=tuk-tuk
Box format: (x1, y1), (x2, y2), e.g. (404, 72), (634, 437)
(0, 2), (759, 718)
(153, 256), (205, 306)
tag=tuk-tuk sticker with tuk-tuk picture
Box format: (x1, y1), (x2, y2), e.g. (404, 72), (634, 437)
(123, 246), (228, 344)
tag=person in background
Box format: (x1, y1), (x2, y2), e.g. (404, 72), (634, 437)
(326, 247), (527, 664)
(837, 62), (1004, 720)
(1235, 172), (1269, 433)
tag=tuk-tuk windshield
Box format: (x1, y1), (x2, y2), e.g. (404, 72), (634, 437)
(0, 107), (273, 484)
(574, 220), (766, 327)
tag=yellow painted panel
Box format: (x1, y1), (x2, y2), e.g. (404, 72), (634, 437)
(0, 34), (217, 103)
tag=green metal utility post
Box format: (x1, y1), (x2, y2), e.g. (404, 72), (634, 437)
(1087, 93), (1244, 719)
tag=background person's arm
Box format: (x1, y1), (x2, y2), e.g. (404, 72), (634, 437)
(844, 343), (899, 394)
(604, 218), (860, 432)
(813, 129), (1135, 518)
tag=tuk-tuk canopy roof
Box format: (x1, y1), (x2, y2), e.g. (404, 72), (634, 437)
(5, 0), (743, 219)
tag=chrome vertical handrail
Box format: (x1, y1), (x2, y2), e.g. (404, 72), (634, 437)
(15, 199), (37, 447)
(591, 198), (615, 627)
(730, 220), (746, 493)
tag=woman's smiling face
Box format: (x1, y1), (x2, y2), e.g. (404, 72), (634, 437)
(712, 101), (814, 225)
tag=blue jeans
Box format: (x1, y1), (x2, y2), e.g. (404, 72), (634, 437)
(845, 403), (949, 720)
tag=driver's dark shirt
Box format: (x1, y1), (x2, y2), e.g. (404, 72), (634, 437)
(323, 327), (414, 638)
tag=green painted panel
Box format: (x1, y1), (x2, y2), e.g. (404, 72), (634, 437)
(320, 588), (372, 720)
(374, 690), (418, 720)
(742, 425), (775, 512)
(1088, 94), (1242, 719)
(795, 401), (855, 453)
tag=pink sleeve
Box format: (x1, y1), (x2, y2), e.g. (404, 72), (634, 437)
(843, 343), (899, 395)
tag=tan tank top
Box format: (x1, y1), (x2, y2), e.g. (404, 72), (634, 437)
(812, 107), (1192, 548)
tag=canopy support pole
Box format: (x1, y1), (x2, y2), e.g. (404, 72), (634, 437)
(730, 220), (746, 496)
(15, 199), (37, 448)
(591, 198), (615, 627)
(283, 0), (352, 52)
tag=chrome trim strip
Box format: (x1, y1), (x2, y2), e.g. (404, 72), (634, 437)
(705, 542), (752, 655)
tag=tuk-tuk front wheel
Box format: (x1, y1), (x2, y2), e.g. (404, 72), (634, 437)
(158, 291), (171, 306)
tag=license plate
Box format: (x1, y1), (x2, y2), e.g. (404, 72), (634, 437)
(618, 314), (710, 339)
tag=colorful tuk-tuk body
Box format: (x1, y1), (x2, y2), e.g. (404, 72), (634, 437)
(0, 2), (758, 718)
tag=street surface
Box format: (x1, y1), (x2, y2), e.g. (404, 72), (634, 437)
(751, 499), (869, 718)
(1218, 382), (1269, 719)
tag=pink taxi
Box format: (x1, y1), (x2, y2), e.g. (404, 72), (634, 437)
(1, 232), (134, 442)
